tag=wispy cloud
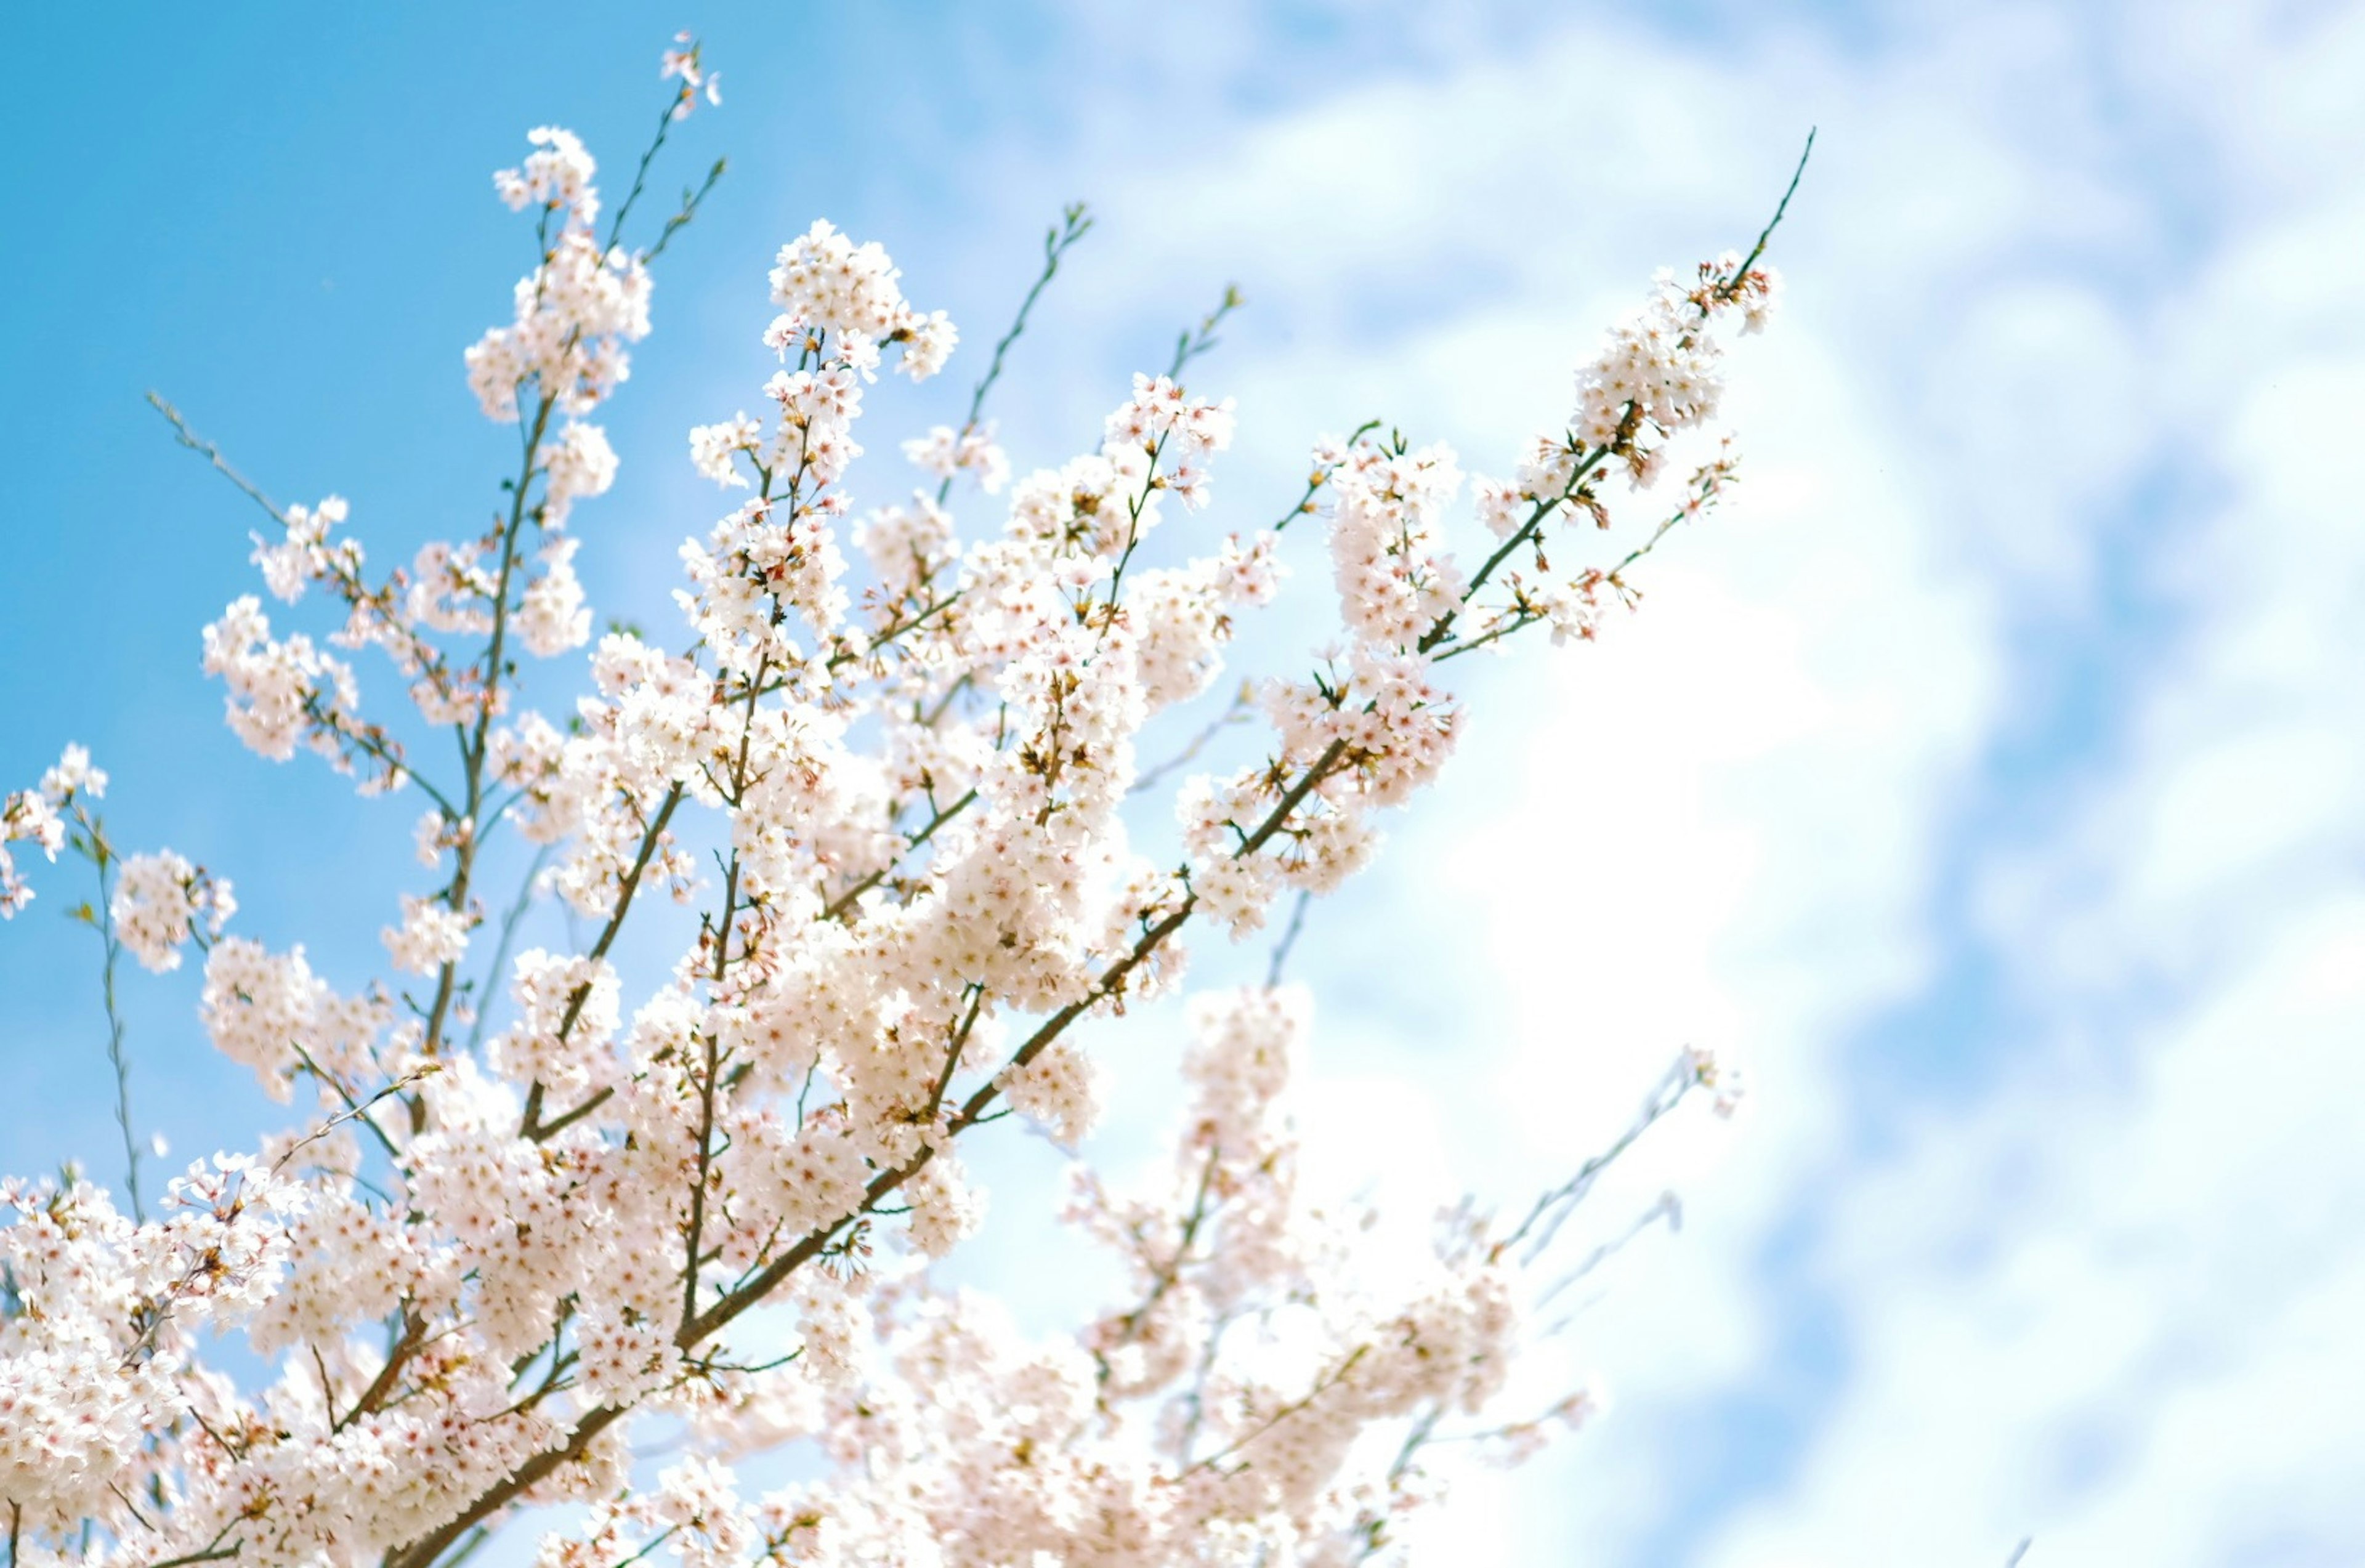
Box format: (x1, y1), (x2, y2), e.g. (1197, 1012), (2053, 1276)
(926, 1), (2365, 1562)
(9, 3), (2357, 1561)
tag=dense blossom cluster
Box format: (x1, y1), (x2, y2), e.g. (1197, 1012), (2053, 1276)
(471, 127), (653, 422)
(110, 849), (236, 974)
(0, 46), (1785, 1568)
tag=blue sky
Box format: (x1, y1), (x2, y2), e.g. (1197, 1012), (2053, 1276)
(6, 3), (2365, 1564)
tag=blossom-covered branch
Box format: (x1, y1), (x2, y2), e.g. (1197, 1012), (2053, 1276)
(0, 38), (1799, 1568)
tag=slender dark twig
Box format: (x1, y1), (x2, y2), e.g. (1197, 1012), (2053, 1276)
(1502, 1051), (1702, 1263)
(1130, 682), (1253, 797)
(83, 823), (145, 1222)
(145, 392), (282, 526)
(936, 203), (1093, 506)
(467, 842), (554, 1054)
(1266, 890), (1312, 988)
(1726, 128), (1815, 294)
(1165, 285), (1243, 381)
(646, 158), (727, 264)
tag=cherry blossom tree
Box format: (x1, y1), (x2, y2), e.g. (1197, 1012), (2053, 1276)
(0, 37), (1795, 1568)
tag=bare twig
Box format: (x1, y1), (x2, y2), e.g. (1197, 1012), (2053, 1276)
(1184, 1345), (1369, 1475)
(1165, 284), (1243, 381)
(1130, 682), (1253, 797)
(522, 782), (686, 1141)
(1265, 889), (1312, 988)
(1501, 1051), (1701, 1264)
(936, 203), (1094, 507)
(272, 1070), (432, 1179)
(145, 392), (283, 527)
(645, 158), (727, 264)
(1724, 129), (1815, 297)
(71, 814), (145, 1221)
(466, 841), (554, 1054)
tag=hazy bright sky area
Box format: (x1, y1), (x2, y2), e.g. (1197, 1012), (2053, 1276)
(4, 3), (2363, 1564)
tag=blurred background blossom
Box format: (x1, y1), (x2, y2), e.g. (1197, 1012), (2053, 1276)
(4, 2), (2360, 1562)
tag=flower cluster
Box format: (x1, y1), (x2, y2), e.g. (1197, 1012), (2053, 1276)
(766, 219), (956, 381)
(201, 595), (364, 766)
(660, 31), (722, 119)
(110, 849), (235, 972)
(0, 1156), (309, 1545)
(0, 780), (65, 916)
(0, 44), (1788, 1568)
(201, 937), (392, 1101)
(902, 421), (1011, 495)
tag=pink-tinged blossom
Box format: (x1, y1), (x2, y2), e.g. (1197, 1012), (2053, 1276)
(201, 594), (363, 766)
(767, 219), (953, 381)
(518, 535), (592, 657)
(492, 126), (598, 223)
(382, 892), (472, 975)
(1327, 439), (1466, 652)
(249, 494), (353, 604)
(905, 1150), (985, 1258)
(1684, 1041), (1749, 1118)
(469, 131), (651, 423)
(902, 421), (1011, 494)
(688, 413), (758, 486)
(201, 937), (388, 1099)
(38, 742), (107, 804)
(542, 421), (618, 525)
(660, 33), (722, 120)
(0, 762), (70, 917)
(0, 51), (1790, 1564)
(997, 1038), (1104, 1148)
(111, 849), (233, 972)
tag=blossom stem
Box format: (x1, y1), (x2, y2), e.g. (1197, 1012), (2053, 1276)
(1130, 681), (1253, 798)
(81, 817), (145, 1222)
(1164, 284), (1243, 382)
(520, 782), (687, 1135)
(1724, 128), (1814, 302)
(1418, 442), (1612, 655)
(1500, 1051), (1700, 1261)
(415, 394), (556, 1086)
(936, 203), (1093, 508)
(1182, 1344), (1369, 1476)
(821, 788), (976, 921)
(1264, 889), (1312, 987)
(465, 841), (554, 1054)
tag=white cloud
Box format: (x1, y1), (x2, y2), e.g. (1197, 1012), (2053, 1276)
(916, 3), (2008, 1559)
(1600, 3), (2365, 1564)
(650, 1), (2365, 1559)
(955, 1), (2365, 1564)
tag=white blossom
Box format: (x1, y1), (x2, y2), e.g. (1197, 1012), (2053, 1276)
(382, 892), (472, 975)
(111, 849), (233, 972)
(0, 55), (1786, 1567)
